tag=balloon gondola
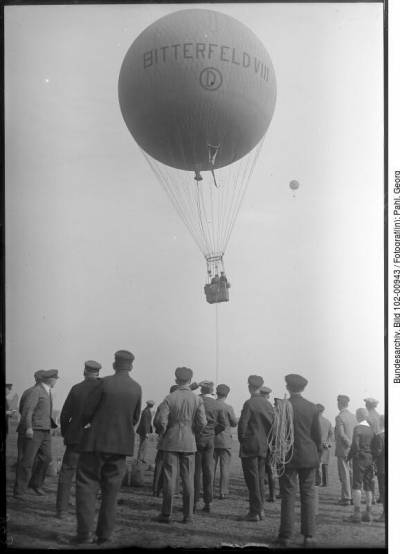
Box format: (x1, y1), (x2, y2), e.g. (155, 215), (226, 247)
(118, 9), (277, 303)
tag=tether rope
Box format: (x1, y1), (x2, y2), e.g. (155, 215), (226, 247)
(267, 397), (295, 477)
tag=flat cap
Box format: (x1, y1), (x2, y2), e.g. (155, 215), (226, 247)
(190, 382), (199, 390)
(337, 394), (350, 403)
(114, 350), (135, 370)
(216, 384), (230, 396)
(316, 403), (325, 412)
(364, 397), (379, 406)
(175, 366), (193, 381)
(34, 370), (46, 381)
(6, 383), (13, 387)
(248, 375), (264, 388)
(42, 369), (59, 380)
(84, 360), (102, 372)
(259, 386), (272, 395)
(199, 380), (214, 392)
(146, 400), (155, 407)
(285, 374), (308, 392)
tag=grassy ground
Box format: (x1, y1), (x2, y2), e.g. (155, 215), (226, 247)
(6, 420), (386, 550)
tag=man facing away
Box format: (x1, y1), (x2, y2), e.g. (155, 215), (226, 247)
(194, 381), (226, 513)
(345, 407), (375, 523)
(73, 350), (142, 545)
(55, 360), (102, 519)
(154, 367), (207, 524)
(14, 369), (59, 498)
(213, 383), (237, 500)
(259, 385), (276, 502)
(335, 394), (357, 506)
(238, 375), (274, 522)
(275, 374), (322, 548)
(136, 400), (155, 464)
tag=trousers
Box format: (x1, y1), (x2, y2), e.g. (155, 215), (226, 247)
(194, 439), (215, 505)
(161, 451), (195, 518)
(56, 445), (80, 513)
(241, 456), (266, 515)
(279, 467), (316, 539)
(14, 430), (52, 495)
(213, 448), (232, 496)
(76, 451), (126, 540)
(137, 436), (149, 463)
(337, 456), (352, 500)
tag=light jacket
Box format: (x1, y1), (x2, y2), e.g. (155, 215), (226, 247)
(319, 414), (334, 464)
(154, 385), (207, 453)
(334, 408), (357, 457)
(214, 399), (237, 450)
(18, 383), (57, 432)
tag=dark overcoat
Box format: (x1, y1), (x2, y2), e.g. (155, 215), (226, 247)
(286, 394), (322, 469)
(238, 394), (275, 458)
(78, 370), (142, 456)
(136, 406), (153, 437)
(60, 378), (102, 446)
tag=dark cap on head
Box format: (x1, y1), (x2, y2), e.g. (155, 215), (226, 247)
(42, 369), (59, 380)
(316, 403), (325, 412)
(248, 375), (264, 388)
(34, 370), (46, 382)
(175, 366), (193, 381)
(6, 383), (13, 388)
(216, 384), (230, 396)
(114, 350), (134, 371)
(146, 400), (155, 407)
(199, 380), (214, 393)
(189, 382), (199, 390)
(84, 360), (102, 373)
(337, 394), (350, 403)
(259, 386), (272, 395)
(285, 374), (308, 392)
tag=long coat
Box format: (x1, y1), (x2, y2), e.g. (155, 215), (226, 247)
(17, 383), (57, 432)
(136, 406), (153, 437)
(78, 370), (142, 456)
(334, 408), (357, 457)
(285, 394), (322, 469)
(238, 394), (274, 458)
(214, 399), (238, 450)
(60, 378), (102, 446)
(154, 385), (207, 453)
(319, 414), (334, 464)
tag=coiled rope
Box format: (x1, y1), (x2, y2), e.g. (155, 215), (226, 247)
(267, 397), (295, 477)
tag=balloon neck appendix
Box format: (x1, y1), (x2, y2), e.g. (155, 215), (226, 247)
(118, 9), (277, 304)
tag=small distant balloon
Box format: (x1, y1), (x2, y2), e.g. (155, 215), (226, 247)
(289, 180), (300, 191)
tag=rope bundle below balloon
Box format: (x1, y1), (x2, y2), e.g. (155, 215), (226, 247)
(267, 397), (295, 477)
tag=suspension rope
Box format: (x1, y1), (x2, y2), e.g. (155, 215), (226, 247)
(267, 397), (295, 477)
(215, 303), (219, 385)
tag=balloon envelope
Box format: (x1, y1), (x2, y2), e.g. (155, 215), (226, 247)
(289, 180), (300, 190)
(119, 9), (277, 171)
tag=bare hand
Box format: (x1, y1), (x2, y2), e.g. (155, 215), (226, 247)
(25, 428), (34, 439)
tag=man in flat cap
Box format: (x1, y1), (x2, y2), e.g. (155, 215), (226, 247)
(14, 369), (59, 498)
(136, 400), (155, 464)
(238, 375), (274, 521)
(363, 398), (380, 434)
(213, 384), (237, 500)
(316, 404), (333, 487)
(194, 381), (226, 514)
(334, 394), (357, 506)
(259, 385), (276, 502)
(55, 360), (102, 519)
(275, 374), (321, 548)
(73, 350), (142, 544)
(154, 367), (207, 523)
(5, 383), (16, 436)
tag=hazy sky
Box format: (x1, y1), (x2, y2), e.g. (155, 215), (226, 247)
(5, 2), (384, 422)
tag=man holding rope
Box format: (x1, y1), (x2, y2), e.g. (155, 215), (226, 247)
(274, 374), (322, 548)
